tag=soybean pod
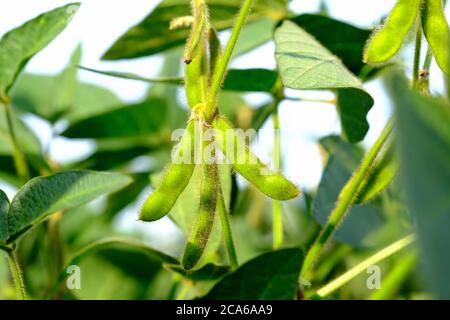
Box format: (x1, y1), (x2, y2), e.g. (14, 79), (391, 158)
(422, 0), (450, 75)
(364, 0), (421, 64)
(182, 153), (218, 270)
(185, 41), (208, 108)
(184, 0), (208, 64)
(139, 121), (197, 222)
(208, 27), (223, 85)
(213, 116), (300, 201)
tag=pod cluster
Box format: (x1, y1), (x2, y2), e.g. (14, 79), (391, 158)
(139, 0), (300, 269)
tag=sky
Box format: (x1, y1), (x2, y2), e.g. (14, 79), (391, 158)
(0, 1), (448, 242)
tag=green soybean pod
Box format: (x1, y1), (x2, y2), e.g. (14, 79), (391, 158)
(422, 0), (450, 75)
(364, 0), (421, 64)
(213, 117), (300, 201)
(182, 161), (218, 270)
(185, 41), (208, 108)
(139, 121), (196, 222)
(184, 0), (208, 64)
(208, 26), (223, 84)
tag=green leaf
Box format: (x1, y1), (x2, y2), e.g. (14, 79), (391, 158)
(0, 3), (80, 98)
(164, 263), (231, 281)
(314, 136), (385, 247)
(223, 69), (278, 93)
(290, 14), (383, 80)
(201, 249), (303, 300)
(102, 0), (286, 60)
(390, 73), (450, 299)
(0, 190), (9, 242)
(336, 88), (374, 143)
(6, 170), (132, 242)
(62, 99), (168, 139)
(275, 21), (374, 143)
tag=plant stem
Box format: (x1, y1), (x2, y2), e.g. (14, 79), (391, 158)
(7, 250), (27, 300)
(312, 234), (415, 299)
(300, 118), (395, 279)
(369, 250), (417, 300)
(205, 0), (254, 120)
(412, 18), (422, 89)
(0, 242), (13, 253)
(0, 97), (30, 182)
(422, 47), (433, 71)
(217, 187), (239, 270)
(272, 104), (283, 249)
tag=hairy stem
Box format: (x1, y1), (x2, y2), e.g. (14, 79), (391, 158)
(412, 18), (422, 89)
(1, 97), (30, 182)
(301, 118), (395, 278)
(312, 235), (415, 299)
(205, 0), (254, 120)
(272, 105), (283, 249)
(7, 250), (27, 300)
(217, 186), (239, 270)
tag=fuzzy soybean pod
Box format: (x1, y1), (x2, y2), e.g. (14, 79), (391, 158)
(422, 0), (450, 75)
(185, 41), (208, 109)
(182, 159), (219, 270)
(208, 27), (223, 84)
(364, 0), (421, 64)
(184, 0), (208, 64)
(213, 117), (300, 201)
(139, 121), (196, 222)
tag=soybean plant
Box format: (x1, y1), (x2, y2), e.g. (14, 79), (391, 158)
(139, 0), (300, 270)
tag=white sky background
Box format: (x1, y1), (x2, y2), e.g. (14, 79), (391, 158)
(0, 1), (448, 242)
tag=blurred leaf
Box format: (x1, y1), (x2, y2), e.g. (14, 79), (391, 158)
(11, 73), (121, 123)
(290, 14), (383, 80)
(275, 21), (374, 143)
(0, 107), (42, 157)
(104, 173), (150, 220)
(356, 146), (398, 204)
(0, 3), (80, 98)
(232, 17), (277, 57)
(10, 46), (84, 122)
(6, 170), (132, 242)
(201, 249), (303, 300)
(0, 190), (9, 242)
(314, 136), (385, 247)
(70, 147), (155, 171)
(102, 0), (286, 60)
(59, 81), (122, 123)
(62, 99), (168, 139)
(165, 263), (231, 281)
(52, 238), (178, 299)
(390, 74), (450, 299)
